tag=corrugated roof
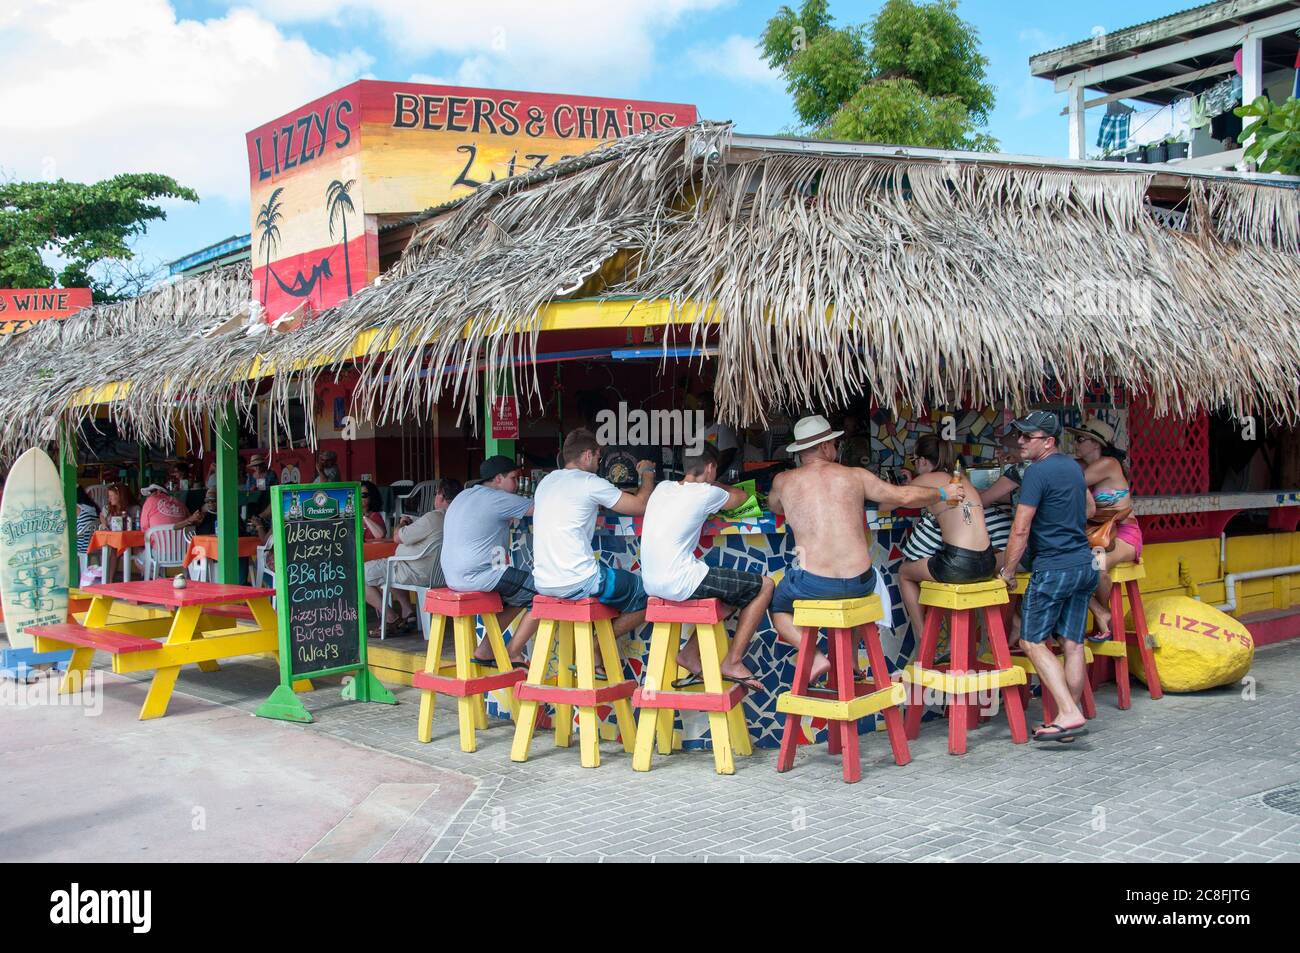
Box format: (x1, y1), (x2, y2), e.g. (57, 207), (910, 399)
(1032, 1), (1227, 60)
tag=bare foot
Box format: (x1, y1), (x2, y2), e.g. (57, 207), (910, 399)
(808, 652), (831, 685)
(720, 661), (763, 692)
(1090, 603), (1112, 640)
(675, 650), (701, 677)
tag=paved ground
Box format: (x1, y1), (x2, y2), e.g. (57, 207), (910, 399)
(3, 640), (1298, 862)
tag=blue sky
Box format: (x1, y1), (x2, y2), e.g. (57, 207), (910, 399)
(2, 0), (1186, 281)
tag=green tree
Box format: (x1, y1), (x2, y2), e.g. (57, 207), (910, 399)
(1236, 96), (1300, 176)
(325, 179), (356, 297)
(0, 173), (198, 301)
(761, 0), (996, 151)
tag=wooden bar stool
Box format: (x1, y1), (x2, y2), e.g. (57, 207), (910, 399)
(903, 579), (1029, 754)
(414, 588), (526, 753)
(776, 594), (909, 784)
(632, 597), (752, 775)
(511, 596), (637, 768)
(1090, 561), (1163, 708)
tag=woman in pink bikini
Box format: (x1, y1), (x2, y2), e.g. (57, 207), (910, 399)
(1068, 416), (1141, 642)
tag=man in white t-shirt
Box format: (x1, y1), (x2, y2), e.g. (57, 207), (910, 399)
(532, 428), (656, 642)
(641, 443), (773, 692)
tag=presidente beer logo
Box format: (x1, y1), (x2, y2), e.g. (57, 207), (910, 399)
(1, 506), (66, 546)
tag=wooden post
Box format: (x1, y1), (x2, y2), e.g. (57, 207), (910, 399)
(216, 402), (239, 585)
(1241, 36), (1264, 152)
(59, 424), (79, 587)
(1067, 81), (1086, 161)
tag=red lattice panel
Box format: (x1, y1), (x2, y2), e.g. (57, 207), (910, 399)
(1127, 396), (1209, 542)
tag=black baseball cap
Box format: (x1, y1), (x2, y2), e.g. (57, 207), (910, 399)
(1010, 410), (1062, 438)
(480, 455), (520, 482)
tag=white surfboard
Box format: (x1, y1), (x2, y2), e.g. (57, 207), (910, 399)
(0, 448), (70, 650)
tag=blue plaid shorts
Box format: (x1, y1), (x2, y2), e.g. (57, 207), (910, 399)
(1020, 564), (1099, 645)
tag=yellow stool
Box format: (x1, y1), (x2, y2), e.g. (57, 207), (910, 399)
(632, 597), (753, 775)
(414, 589), (526, 753)
(510, 596), (637, 768)
(775, 595), (909, 784)
(903, 580), (1028, 754)
(1090, 561), (1163, 707)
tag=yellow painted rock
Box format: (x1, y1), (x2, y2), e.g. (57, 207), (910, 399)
(1132, 596), (1254, 692)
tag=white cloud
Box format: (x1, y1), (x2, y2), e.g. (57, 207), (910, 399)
(686, 34), (783, 90)
(0, 0), (371, 202)
(249, 0), (727, 93)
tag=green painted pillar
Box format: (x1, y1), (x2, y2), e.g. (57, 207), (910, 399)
(484, 369), (516, 462)
(215, 402), (239, 585)
(59, 424), (79, 587)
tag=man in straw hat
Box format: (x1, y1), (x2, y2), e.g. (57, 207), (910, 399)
(998, 411), (1095, 743)
(767, 414), (964, 685)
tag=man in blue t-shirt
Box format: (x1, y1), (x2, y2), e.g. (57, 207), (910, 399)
(999, 411), (1097, 743)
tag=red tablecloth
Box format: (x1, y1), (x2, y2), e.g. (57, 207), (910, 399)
(89, 529), (146, 554)
(363, 541), (398, 562)
(182, 535), (262, 568)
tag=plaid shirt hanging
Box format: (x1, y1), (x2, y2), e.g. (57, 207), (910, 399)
(1097, 111), (1131, 153)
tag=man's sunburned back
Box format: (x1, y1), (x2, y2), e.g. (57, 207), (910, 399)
(913, 473), (990, 551)
(774, 460), (872, 578)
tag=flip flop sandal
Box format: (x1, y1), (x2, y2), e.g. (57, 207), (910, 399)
(671, 672), (704, 689)
(724, 673), (766, 693)
(1033, 722), (1088, 743)
(1086, 631), (1113, 643)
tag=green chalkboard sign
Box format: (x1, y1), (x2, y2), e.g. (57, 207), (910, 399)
(255, 482), (395, 723)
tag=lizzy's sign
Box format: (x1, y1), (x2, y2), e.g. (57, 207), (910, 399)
(0, 288), (91, 335)
(247, 81), (695, 321)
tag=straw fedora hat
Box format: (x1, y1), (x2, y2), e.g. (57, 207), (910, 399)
(785, 414), (844, 454)
(1066, 415), (1116, 447)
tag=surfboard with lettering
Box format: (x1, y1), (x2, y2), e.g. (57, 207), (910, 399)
(0, 448), (69, 650)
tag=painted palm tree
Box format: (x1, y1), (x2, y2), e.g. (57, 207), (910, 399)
(255, 186), (285, 306)
(326, 178), (357, 297)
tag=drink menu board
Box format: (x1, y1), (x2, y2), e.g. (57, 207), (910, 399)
(273, 484), (362, 677)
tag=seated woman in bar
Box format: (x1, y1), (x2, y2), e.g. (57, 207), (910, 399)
(97, 483), (139, 581)
(899, 434), (1008, 634)
(896, 435), (999, 638)
(1067, 416), (1140, 642)
(358, 480), (387, 541)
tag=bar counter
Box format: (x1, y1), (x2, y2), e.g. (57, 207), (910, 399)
(487, 510), (918, 749)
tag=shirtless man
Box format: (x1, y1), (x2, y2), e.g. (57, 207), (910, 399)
(768, 415), (963, 684)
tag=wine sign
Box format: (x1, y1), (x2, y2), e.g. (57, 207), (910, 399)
(255, 482), (395, 723)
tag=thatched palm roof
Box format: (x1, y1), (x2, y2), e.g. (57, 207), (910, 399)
(4, 120), (1300, 461)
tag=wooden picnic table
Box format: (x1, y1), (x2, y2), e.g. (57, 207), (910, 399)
(88, 529), (146, 581)
(32, 579), (286, 721)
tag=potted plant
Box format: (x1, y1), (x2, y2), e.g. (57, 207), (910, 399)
(1146, 140), (1168, 163)
(1165, 136), (1189, 160)
(1236, 95), (1300, 176)
(1125, 146), (1146, 163)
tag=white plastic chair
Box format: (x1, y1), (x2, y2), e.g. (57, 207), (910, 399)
(142, 524), (193, 580)
(379, 536), (438, 641)
(254, 541), (276, 589)
(86, 484), (110, 510)
(394, 481), (434, 519)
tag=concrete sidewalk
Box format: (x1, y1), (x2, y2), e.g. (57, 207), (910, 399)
(2, 640), (1297, 862)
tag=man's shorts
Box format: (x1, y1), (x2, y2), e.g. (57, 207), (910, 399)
(687, 566), (765, 607)
(928, 544), (997, 584)
(492, 566), (535, 608)
(592, 563), (647, 614)
(1020, 564), (1099, 644)
(771, 567), (878, 616)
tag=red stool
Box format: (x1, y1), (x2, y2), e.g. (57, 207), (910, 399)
(510, 596), (637, 768)
(1089, 561), (1163, 707)
(904, 580), (1029, 754)
(414, 589), (526, 752)
(776, 595), (910, 784)
(632, 598), (752, 775)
